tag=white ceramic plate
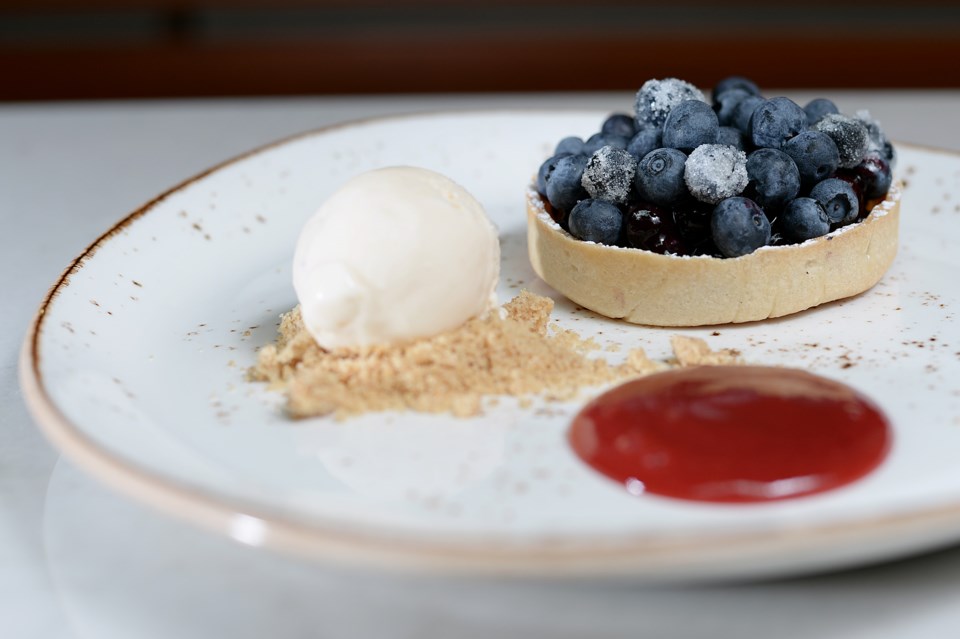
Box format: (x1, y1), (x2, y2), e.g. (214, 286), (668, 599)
(20, 111), (960, 581)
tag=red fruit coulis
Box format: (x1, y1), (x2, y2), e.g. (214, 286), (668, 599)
(569, 366), (891, 503)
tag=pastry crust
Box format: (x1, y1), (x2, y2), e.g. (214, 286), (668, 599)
(526, 185), (901, 326)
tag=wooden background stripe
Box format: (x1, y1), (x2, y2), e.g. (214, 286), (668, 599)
(2, 2), (958, 100)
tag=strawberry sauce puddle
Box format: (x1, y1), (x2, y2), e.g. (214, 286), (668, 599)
(569, 366), (891, 503)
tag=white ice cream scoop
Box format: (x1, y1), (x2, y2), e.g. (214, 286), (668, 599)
(292, 166), (500, 349)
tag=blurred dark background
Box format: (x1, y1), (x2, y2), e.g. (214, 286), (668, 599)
(2, 0), (959, 101)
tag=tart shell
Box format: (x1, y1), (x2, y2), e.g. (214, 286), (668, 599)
(526, 185), (901, 326)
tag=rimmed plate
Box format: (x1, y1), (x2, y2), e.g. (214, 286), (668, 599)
(20, 111), (960, 581)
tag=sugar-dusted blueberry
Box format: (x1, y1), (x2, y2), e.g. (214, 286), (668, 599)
(851, 153), (893, 200)
(782, 130), (840, 189)
(716, 126), (747, 151)
(581, 146), (637, 205)
(711, 197), (771, 257)
(624, 201), (691, 255)
(855, 110), (897, 168)
(732, 95), (764, 134)
(684, 144), (749, 205)
(782, 197), (830, 241)
(662, 100), (719, 153)
(810, 177), (860, 224)
(555, 136), (585, 156)
(601, 113), (637, 139)
(713, 89), (751, 127)
(568, 199), (624, 245)
(803, 98), (839, 125)
(712, 76), (761, 99)
(545, 153), (589, 213)
(584, 132), (630, 155)
(537, 152), (569, 196)
(627, 127), (662, 160)
(634, 78), (707, 129)
(745, 148), (801, 212)
(814, 114), (869, 169)
(750, 97), (807, 149)
(635, 148), (688, 206)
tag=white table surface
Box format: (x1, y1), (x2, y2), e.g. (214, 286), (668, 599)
(3, 91), (960, 639)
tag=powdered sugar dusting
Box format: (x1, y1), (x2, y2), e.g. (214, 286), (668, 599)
(684, 144), (748, 204)
(856, 109), (897, 168)
(634, 78), (707, 129)
(581, 146), (636, 204)
(870, 181), (901, 217)
(815, 114), (870, 169)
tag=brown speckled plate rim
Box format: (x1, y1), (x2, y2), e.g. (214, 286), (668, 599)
(16, 111), (960, 578)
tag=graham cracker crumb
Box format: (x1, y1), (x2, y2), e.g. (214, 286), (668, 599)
(625, 348), (665, 374)
(671, 335), (742, 366)
(551, 323), (601, 353)
(503, 290), (553, 335)
(250, 293), (738, 419)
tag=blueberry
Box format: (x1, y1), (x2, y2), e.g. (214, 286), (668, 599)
(745, 148), (801, 212)
(856, 110), (897, 168)
(635, 148), (688, 206)
(555, 136), (585, 156)
(601, 113), (637, 138)
(814, 114), (869, 169)
(881, 139), (897, 169)
(537, 152), (569, 196)
(804, 98), (839, 125)
(625, 201), (691, 255)
(568, 199), (623, 245)
(782, 197), (830, 241)
(581, 146), (637, 205)
(634, 78), (707, 129)
(732, 95), (764, 134)
(712, 76), (761, 99)
(627, 127), (662, 160)
(716, 126), (746, 151)
(711, 197), (771, 257)
(584, 132), (630, 155)
(833, 172), (866, 215)
(782, 130), (840, 189)
(713, 88), (751, 126)
(662, 100), (719, 153)
(750, 97), (807, 149)
(810, 177), (859, 224)
(684, 144), (749, 205)
(851, 153), (893, 200)
(545, 154), (589, 213)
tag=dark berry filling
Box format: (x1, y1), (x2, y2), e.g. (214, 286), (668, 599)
(625, 202), (691, 255)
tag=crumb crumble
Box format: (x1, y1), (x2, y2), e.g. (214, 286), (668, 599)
(250, 291), (740, 419)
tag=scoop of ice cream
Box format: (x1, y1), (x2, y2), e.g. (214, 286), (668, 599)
(292, 166), (500, 349)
